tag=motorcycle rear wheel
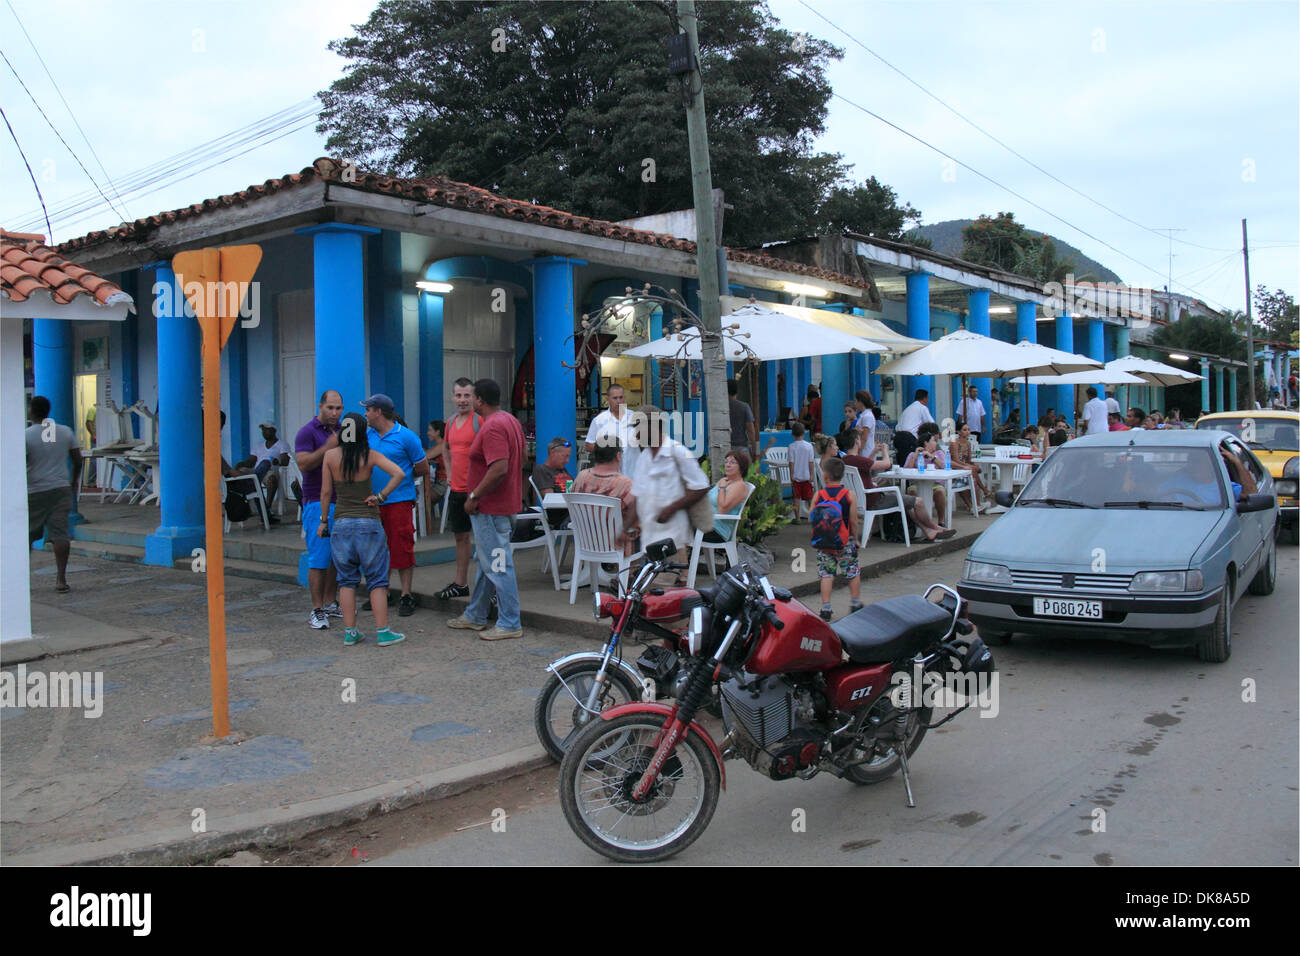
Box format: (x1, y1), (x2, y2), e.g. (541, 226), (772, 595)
(559, 713), (720, 863)
(844, 699), (932, 786)
(534, 662), (643, 762)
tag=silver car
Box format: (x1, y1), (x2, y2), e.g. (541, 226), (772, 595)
(957, 430), (1277, 662)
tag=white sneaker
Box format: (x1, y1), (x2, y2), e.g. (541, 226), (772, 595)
(309, 608), (330, 629)
(322, 602), (343, 618)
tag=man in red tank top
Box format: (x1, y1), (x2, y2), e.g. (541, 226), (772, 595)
(435, 378), (480, 601)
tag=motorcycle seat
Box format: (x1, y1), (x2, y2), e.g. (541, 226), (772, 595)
(830, 595), (953, 663)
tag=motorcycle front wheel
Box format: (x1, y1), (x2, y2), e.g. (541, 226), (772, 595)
(534, 662), (643, 762)
(559, 712), (721, 863)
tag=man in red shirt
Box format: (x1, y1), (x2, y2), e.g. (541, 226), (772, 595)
(447, 378), (526, 640)
(435, 379), (480, 601)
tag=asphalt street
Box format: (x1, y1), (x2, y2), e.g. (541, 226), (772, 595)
(357, 547), (1299, 866)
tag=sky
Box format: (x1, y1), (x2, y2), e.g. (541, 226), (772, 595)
(1, 0), (1296, 314)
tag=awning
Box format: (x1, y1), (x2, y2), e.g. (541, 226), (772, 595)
(720, 295), (927, 354)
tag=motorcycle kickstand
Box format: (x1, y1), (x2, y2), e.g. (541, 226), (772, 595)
(896, 744), (916, 808)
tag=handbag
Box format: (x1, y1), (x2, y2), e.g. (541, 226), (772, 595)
(673, 448), (714, 534)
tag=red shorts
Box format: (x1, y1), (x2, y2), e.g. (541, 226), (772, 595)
(793, 480), (814, 501)
(379, 500), (416, 570)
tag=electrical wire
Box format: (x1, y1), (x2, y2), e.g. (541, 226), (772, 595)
(0, 102), (52, 240)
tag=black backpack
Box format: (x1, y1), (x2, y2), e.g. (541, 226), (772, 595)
(880, 511), (909, 543)
(224, 488), (252, 523)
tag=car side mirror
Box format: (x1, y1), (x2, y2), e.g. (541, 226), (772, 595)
(1236, 493), (1275, 514)
(994, 490), (1015, 508)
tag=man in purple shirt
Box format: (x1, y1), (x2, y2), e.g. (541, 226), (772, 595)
(295, 389), (342, 629)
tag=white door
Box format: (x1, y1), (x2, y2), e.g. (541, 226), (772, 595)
(278, 289), (315, 437)
(443, 350), (515, 413)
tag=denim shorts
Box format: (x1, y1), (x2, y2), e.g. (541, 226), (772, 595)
(330, 517), (390, 591)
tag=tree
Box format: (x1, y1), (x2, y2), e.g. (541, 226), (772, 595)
(959, 212), (1085, 285)
(1153, 313), (1249, 408)
(318, 1), (884, 247)
(812, 176), (922, 240)
(1253, 285), (1298, 343)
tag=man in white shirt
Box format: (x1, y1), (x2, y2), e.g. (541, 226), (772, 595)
(26, 395), (82, 593)
(632, 407), (710, 554)
(958, 386), (986, 438)
(585, 383), (639, 477)
(1105, 391), (1121, 416)
(894, 388), (935, 459)
(853, 390), (877, 450)
(1082, 387), (1110, 437)
(235, 422), (292, 514)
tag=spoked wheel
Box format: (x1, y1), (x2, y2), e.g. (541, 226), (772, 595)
(843, 697), (933, 786)
(534, 662), (642, 762)
(559, 713), (720, 863)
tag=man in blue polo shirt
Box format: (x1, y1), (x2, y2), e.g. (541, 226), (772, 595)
(362, 394), (430, 617)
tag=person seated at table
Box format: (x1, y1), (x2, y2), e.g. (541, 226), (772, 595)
(233, 421), (293, 514)
(1019, 425), (1045, 453)
(949, 422), (992, 511)
(904, 423), (949, 520)
(530, 436), (574, 529)
(701, 449), (751, 546)
(837, 429), (952, 543)
(573, 438), (637, 553)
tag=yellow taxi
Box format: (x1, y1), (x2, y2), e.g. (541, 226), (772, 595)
(1197, 409), (1299, 542)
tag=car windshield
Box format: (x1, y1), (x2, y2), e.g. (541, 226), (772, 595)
(1196, 416), (1299, 452)
(1017, 446), (1227, 510)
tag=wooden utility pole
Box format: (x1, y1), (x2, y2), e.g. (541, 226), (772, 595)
(173, 245), (262, 739)
(1242, 219), (1255, 407)
(677, 0), (730, 477)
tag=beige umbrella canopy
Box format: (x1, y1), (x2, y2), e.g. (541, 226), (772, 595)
(1106, 355), (1205, 386)
(875, 330), (1101, 379)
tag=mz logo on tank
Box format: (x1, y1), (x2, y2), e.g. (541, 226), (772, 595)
(800, 637), (822, 652)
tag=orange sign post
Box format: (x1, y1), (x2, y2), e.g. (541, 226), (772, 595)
(173, 245), (262, 738)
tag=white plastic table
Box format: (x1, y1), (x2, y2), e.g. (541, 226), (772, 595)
(878, 467), (968, 528)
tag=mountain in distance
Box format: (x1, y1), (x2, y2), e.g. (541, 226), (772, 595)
(908, 219), (1123, 285)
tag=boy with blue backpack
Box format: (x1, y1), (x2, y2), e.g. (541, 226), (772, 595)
(810, 456), (863, 621)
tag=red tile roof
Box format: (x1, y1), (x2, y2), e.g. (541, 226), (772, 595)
(2, 230), (133, 308)
(56, 158), (869, 291)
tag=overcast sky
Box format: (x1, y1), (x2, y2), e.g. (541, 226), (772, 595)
(2, 0), (1295, 313)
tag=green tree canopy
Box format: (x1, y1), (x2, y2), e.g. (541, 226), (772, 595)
(959, 212), (1085, 285)
(317, 0), (920, 247)
(1253, 285), (1298, 343)
(812, 176), (922, 241)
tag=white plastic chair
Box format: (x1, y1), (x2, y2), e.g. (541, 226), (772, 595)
(563, 492), (643, 604)
(503, 476), (572, 591)
(685, 482), (754, 588)
(841, 466), (910, 548)
(412, 476), (428, 540)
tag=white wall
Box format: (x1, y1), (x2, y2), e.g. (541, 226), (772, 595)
(1, 320), (33, 642)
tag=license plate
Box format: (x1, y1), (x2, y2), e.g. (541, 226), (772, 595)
(1032, 597), (1102, 619)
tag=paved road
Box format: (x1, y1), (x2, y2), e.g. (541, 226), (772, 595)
(355, 546), (1298, 866)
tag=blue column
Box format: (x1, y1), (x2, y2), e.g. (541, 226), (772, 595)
(868, 353), (881, 413)
(1016, 300), (1038, 426)
(418, 291), (445, 431)
(649, 307), (663, 404)
(144, 265), (205, 566)
(33, 319), (74, 429)
(1200, 358), (1211, 414)
(1055, 312), (1074, 422)
(119, 271), (140, 434)
(780, 359), (794, 414)
(905, 272), (932, 407)
(1087, 318), (1106, 400)
(817, 303), (851, 436)
(226, 325), (249, 465)
(367, 230), (404, 408)
(764, 360), (778, 426)
(797, 357), (812, 424)
(1215, 365), (1224, 412)
(967, 291), (992, 441)
(1115, 323), (1130, 419)
(297, 224), (379, 408)
(533, 256), (584, 472)
(1229, 368), (1238, 411)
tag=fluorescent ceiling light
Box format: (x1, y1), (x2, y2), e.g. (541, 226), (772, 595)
(989, 306), (1013, 314)
(416, 280), (454, 294)
(782, 282), (829, 298)
(1167, 352), (1190, 361)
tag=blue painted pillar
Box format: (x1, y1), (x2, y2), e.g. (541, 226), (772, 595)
(418, 290), (445, 430)
(226, 325), (249, 464)
(1016, 301), (1038, 426)
(1200, 358), (1211, 414)
(764, 360), (778, 426)
(1114, 323), (1130, 418)
(1215, 365), (1224, 412)
(119, 271), (140, 434)
(797, 357), (812, 425)
(367, 230), (405, 409)
(144, 265), (205, 566)
(1088, 318), (1106, 401)
(967, 291), (992, 441)
(33, 319), (74, 429)
(779, 359), (794, 414)
(649, 307), (663, 404)
(1055, 312), (1074, 422)
(818, 303), (851, 436)
(905, 272), (932, 406)
(1229, 368), (1238, 411)
(533, 256), (584, 472)
(297, 223), (379, 408)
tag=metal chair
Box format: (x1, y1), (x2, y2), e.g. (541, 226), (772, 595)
(562, 492), (643, 604)
(685, 482), (754, 588)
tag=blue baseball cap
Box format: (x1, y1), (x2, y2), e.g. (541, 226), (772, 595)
(360, 394), (395, 415)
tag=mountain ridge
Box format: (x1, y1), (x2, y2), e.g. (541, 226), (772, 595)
(908, 219), (1123, 285)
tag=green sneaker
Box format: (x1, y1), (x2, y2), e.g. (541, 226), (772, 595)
(376, 628), (406, 647)
(343, 627), (364, 646)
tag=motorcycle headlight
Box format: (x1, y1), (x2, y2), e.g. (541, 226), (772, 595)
(1284, 457), (1298, 480)
(593, 590), (604, 620)
(962, 560), (1013, 586)
(687, 606), (705, 656)
(1130, 571), (1200, 592)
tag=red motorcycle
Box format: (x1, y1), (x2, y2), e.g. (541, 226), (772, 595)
(558, 540), (995, 863)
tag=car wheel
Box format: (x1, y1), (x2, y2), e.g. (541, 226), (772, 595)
(1248, 533), (1277, 596)
(1196, 586), (1231, 663)
(977, 625), (1011, 646)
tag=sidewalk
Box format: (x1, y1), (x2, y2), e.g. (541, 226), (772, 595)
(3, 514), (987, 866)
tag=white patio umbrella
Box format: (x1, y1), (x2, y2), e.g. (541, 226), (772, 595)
(1106, 354), (1204, 386)
(874, 330), (1101, 379)
(1025, 369), (1146, 386)
(619, 303), (887, 362)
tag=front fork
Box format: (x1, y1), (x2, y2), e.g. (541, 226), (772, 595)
(631, 656), (718, 801)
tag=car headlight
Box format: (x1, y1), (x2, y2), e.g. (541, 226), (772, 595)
(962, 560), (1013, 586)
(1284, 457), (1298, 480)
(1276, 479), (1298, 498)
(1130, 571), (1202, 592)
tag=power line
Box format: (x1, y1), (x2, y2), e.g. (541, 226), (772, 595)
(0, 104), (52, 240)
(0, 46), (131, 231)
(798, 0), (1245, 256)
(4, 0), (131, 220)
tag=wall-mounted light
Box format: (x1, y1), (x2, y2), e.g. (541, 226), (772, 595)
(1167, 352), (1190, 361)
(416, 280), (454, 294)
(782, 282), (829, 299)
